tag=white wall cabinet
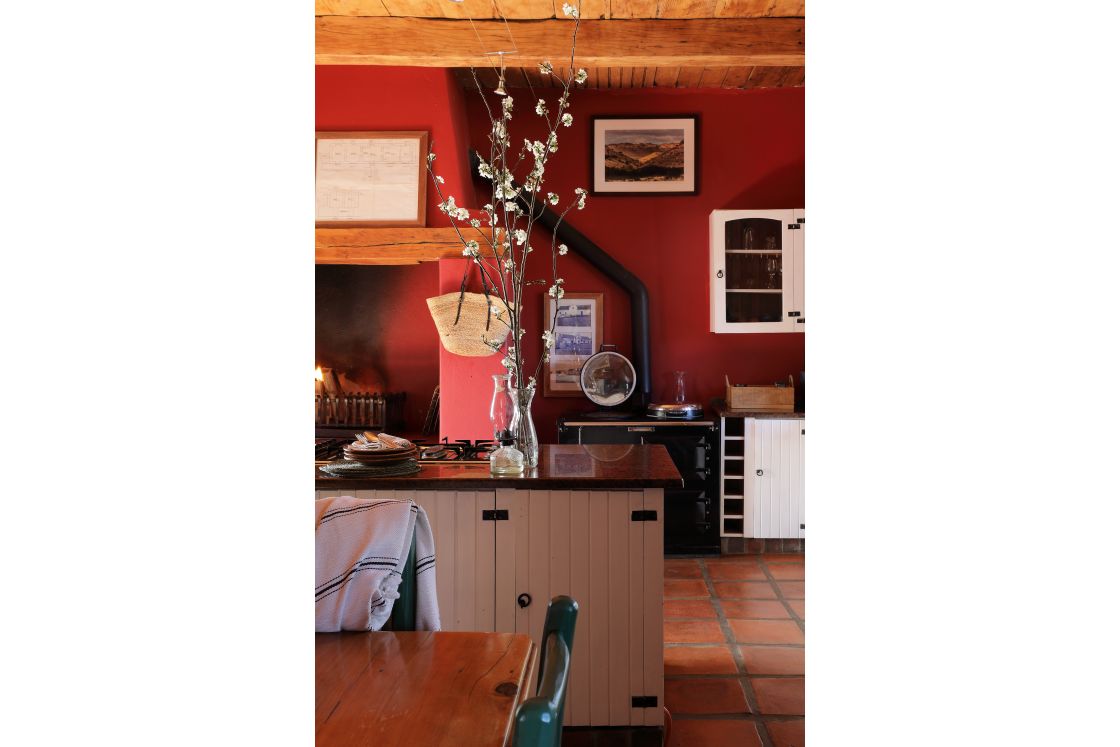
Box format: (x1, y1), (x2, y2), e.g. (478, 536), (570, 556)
(314, 487), (664, 729)
(718, 417), (805, 539)
(710, 209), (805, 333)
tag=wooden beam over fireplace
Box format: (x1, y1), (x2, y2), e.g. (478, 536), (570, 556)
(316, 227), (503, 265)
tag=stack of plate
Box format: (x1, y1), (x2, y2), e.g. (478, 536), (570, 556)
(318, 432), (422, 478)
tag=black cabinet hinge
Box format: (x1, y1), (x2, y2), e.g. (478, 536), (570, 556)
(796, 318), (805, 324)
(800, 523), (805, 530)
(787, 311), (801, 317)
(631, 510), (658, 522)
(481, 510), (509, 521)
(797, 217), (805, 223)
(787, 223), (801, 229)
(632, 696), (658, 708)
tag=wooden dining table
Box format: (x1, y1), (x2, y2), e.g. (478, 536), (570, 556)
(316, 630), (537, 746)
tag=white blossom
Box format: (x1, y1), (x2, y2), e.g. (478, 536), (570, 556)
(462, 240), (480, 258)
(574, 68), (588, 84)
(478, 161), (493, 180)
(453, 207), (470, 220)
(575, 187), (588, 210)
(561, 113), (573, 127)
(435, 175), (445, 184)
(558, 243), (568, 255)
(514, 229), (528, 245)
(547, 192), (559, 205)
(562, 3), (579, 18)
(427, 152), (437, 163)
(470, 218), (481, 228)
(503, 258), (514, 271)
(547, 133), (558, 153)
(539, 61), (553, 75)
(548, 283), (565, 299)
(542, 330), (554, 349)
(535, 99), (548, 116)
(502, 96), (514, 120)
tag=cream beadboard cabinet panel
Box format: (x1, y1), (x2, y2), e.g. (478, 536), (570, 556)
(494, 488), (665, 728)
(751, 420), (805, 539)
(718, 418), (805, 539)
(710, 209), (805, 333)
(314, 489), (496, 631)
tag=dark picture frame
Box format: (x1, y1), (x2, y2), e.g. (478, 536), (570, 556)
(589, 115), (699, 195)
(542, 292), (604, 398)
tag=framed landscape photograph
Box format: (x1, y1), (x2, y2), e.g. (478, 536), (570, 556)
(542, 292), (603, 397)
(315, 130), (428, 227)
(590, 116), (698, 195)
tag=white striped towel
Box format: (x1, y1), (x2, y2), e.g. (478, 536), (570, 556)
(315, 495), (440, 632)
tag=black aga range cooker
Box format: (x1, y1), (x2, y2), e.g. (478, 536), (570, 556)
(557, 414), (720, 555)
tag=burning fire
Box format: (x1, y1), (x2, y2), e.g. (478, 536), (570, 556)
(315, 366), (324, 382)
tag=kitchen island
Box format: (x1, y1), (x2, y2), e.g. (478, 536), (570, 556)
(315, 444), (680, 731)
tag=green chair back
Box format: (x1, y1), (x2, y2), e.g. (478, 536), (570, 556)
(388, 535), (417, 630)
(513, 595), (579, 747)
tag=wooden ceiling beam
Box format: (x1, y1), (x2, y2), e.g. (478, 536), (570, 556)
(316, 17), (804, 67)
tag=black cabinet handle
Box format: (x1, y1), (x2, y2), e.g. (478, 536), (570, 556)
(517, 593), (532, 609)
(756, 469), (764, 476)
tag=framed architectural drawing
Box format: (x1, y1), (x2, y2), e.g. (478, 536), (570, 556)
(315, 131), (428, 227)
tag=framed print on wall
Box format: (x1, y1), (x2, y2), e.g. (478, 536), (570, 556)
(590, 116), (698, 195)
(542, 292), (604, 397)
(315, 131), (428, 227)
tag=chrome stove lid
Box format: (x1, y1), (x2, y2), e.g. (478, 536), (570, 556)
(646, 402), (704, 419)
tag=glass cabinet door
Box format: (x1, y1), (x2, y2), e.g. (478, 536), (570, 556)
(710, 209), (802, 333)
(722, 216), (787, 324)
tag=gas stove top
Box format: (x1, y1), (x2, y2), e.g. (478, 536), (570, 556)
(315, 437), (496, 464)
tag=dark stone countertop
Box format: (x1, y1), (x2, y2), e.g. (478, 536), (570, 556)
(713, 399), (805, 419)
(315, 444), (683, 491)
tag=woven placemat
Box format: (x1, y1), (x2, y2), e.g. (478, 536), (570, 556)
(318, 459), (421, 478)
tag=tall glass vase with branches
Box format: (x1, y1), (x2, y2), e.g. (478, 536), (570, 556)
(425, 3), (589, 466)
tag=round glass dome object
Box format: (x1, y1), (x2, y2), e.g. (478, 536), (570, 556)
(579, 348), (636, 407)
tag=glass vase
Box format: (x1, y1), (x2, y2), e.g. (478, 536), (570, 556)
(489, 374), (514, 443)
(509, 383), (539, 468)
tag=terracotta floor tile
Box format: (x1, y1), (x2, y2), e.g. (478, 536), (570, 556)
(664, 678), (750, 715)
(664, 645), (739, 675)
(667, 719), (763, 747)
(665, 620), (726, 644)
(720, 600), (791, 619)
(777, 581), (805, 599)
(762, 553), (804, 562)
(787, 600), (805, 619)
(729, 619), (804, 645)
(664, 579), (709, 598)
(766, 719), (805, 747)
(713, 581), (778, 599)
(751, 678), (805, 715)
(739, 646), (805, 675)
(665, 559), (703, 579)
(707, 555), (764, 565)
(665, 598), (718, 619)
(707, 563), (769, 580)
(766, 563), (805, 580)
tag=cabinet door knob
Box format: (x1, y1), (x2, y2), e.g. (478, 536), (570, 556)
(517, 593), (532, 608)
(756, 469), (764, 476)
(716, 269), (724, 278)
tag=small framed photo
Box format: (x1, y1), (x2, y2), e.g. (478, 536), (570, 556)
(542, 292), (604, 398)
(315, 131), (428, 227)
(590, 116), (698, 195)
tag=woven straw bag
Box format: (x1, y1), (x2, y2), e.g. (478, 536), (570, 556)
(426, 292), (509, 357)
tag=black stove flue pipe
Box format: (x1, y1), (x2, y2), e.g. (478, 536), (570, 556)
(469, 149), (652, 407)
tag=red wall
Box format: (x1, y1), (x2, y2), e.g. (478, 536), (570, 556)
(458, 86), (806, 440)
(317, 67), (806, 442)
(317, 66), (490, 440)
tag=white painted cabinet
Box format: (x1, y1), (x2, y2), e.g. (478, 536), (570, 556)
(314, 486), (665, 729)
(710, 209), (805, 333)
(718, 418), (805, 539)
